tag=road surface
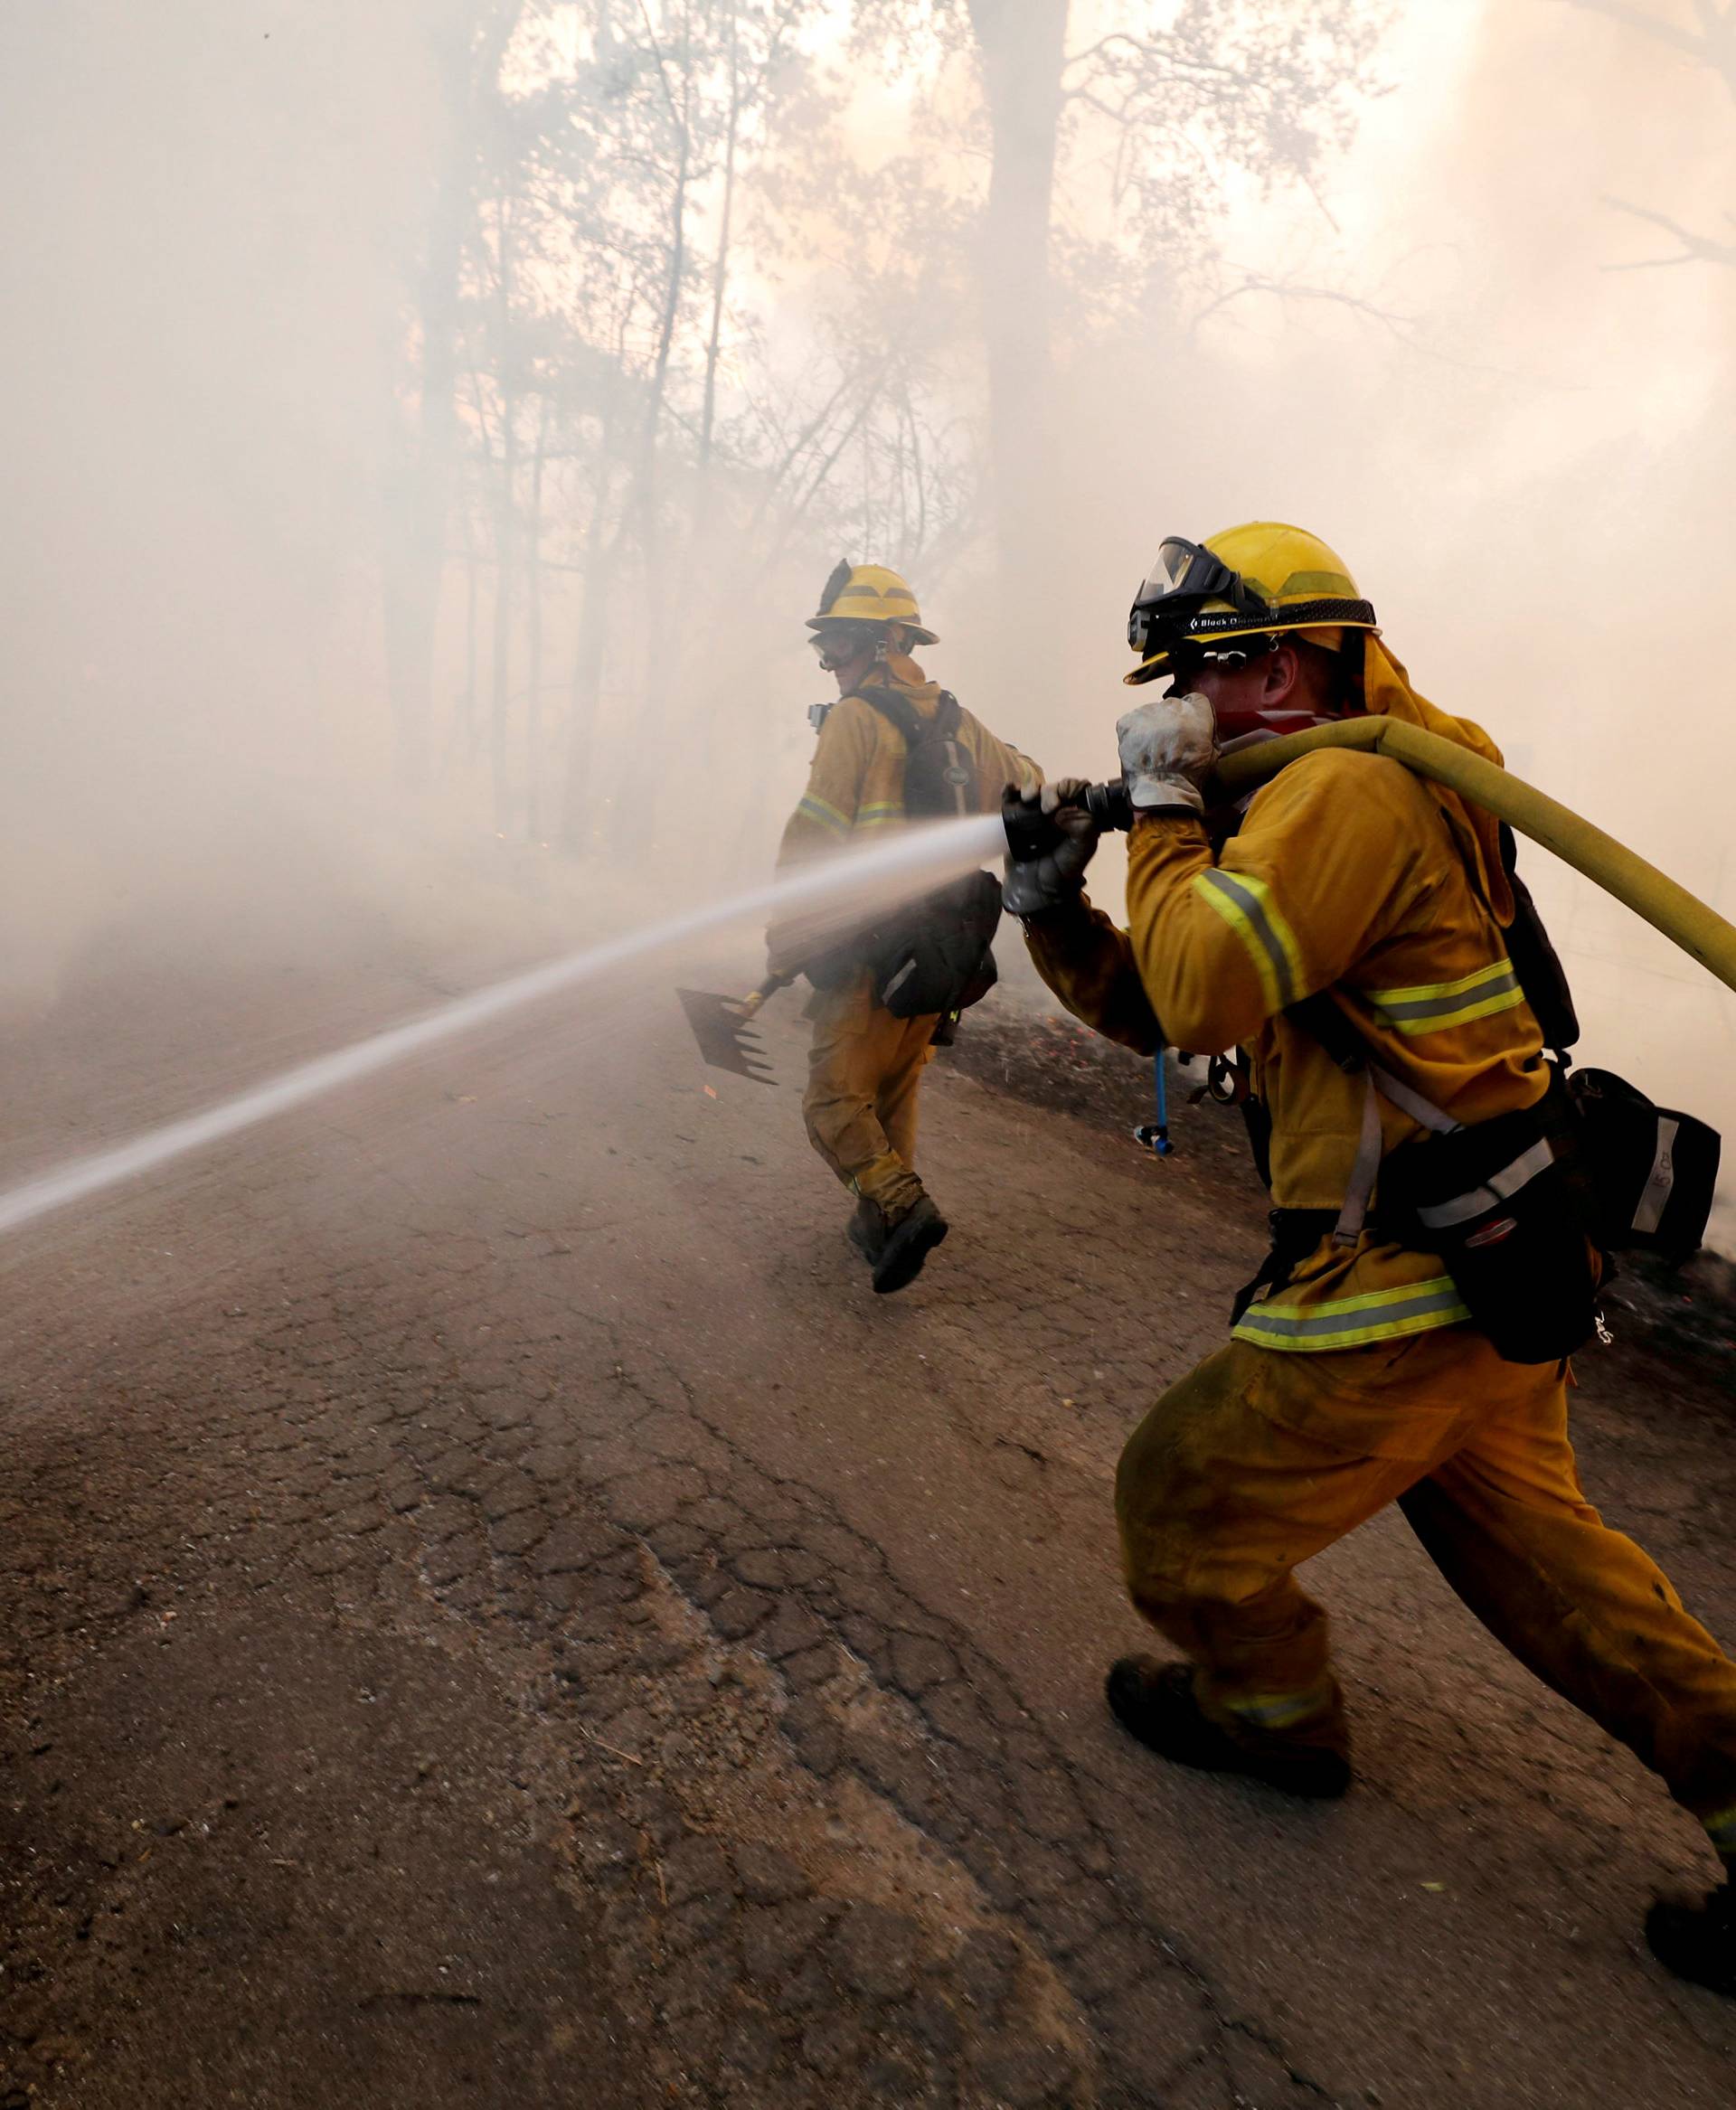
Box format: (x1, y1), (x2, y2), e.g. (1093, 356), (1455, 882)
(2, 928), (1733, 2107)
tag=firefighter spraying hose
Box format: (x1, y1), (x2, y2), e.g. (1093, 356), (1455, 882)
(1001, 520), (1736, 1999)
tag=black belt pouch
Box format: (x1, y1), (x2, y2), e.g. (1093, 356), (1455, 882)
(1379, 1102), (1599, 1365)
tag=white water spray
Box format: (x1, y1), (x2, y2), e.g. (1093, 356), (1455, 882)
(0, 815), (1007, 1240)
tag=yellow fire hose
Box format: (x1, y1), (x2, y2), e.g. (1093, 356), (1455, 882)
(1211, 719), (1736, 998)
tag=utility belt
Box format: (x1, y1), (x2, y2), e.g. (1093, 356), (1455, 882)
(1231, 1097), (1599, 1365)
(1241, 995), (1721, 1365)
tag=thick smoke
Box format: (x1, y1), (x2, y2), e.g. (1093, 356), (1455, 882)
(0, 4), (454, 1006)
(2, 2), (1731, 1240)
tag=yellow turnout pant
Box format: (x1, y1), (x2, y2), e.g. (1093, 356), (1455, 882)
(1115, 1332), (1736, 1851)
(802, 971), (939, 1217)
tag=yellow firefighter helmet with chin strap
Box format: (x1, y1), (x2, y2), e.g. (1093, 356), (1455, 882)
(1125, 522), (1377, 685)
(807, 560), (939, 646)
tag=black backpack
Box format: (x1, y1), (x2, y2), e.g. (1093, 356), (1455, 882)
(1565, 1068), (1722, 1264)
(859, 687), (982, 819)
(852, 685), (1004, 1019)
(1498, 824), (1579, 1053)
(1487, 827), (1719, 1262)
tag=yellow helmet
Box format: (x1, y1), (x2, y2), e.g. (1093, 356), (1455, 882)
(1124, 522), (1376, 685)
(807, 560), (938, 646)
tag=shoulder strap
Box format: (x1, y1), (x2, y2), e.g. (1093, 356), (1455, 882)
(1286, 991), (1459, 1248)
(856, 684), (968, 749)
(1288, 992), (1461, 1130)
(1499, 824), (1580, 1055)
(854, 683), (927, 749)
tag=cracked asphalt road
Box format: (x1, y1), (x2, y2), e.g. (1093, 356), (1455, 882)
(2, 933), (1733, 2108)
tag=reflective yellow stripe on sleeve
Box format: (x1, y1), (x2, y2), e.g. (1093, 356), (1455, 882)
(1233, 1275), (1470, 1352)
(1364, 957), (1526, 1036)
(855, 800), (904, 829)
(796, 794), (853, 836)
(1194, 868), (1305, 1014)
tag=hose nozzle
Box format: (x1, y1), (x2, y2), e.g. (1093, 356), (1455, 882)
(1082, 779), (1133, 834)
(1002, 778), (1133, 862)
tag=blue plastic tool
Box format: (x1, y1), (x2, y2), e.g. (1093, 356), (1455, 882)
(1134, 1048), (1175, 1156)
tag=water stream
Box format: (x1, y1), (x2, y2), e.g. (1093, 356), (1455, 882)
(0, 815), (1007, 1240)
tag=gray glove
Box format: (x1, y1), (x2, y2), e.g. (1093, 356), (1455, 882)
(1002, 777), (1101, 918)
(1116, 692), (1218, 815)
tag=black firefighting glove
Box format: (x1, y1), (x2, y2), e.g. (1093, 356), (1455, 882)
(1002, 777), (1101, 918)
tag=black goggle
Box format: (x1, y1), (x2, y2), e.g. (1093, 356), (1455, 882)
(1127, 536), (1273, 656)
(807, 620), (888, 673)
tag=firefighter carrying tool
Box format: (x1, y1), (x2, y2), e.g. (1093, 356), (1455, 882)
(769, 560), (1039, 1294)
(1003, 521), (1736, 1997)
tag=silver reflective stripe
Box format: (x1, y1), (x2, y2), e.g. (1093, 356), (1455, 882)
(1238, 1282), (1469, 1343)
(1203, 870), (1297, 1008)
(1371, 966), (1521, 1026)
(1633, 1116), (1680, 1237)
(1415, 1136), (1557, 1229)
(882, 958), (917, 999)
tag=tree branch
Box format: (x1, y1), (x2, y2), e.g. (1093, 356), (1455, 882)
(1550, 0), (1712, 63)
(634, 0), (684, 127)
(1190, 273), (1421, 344)
(1599, 192), (1736, 266)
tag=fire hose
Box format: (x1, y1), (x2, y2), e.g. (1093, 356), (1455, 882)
(1038, 718), (1736, 998)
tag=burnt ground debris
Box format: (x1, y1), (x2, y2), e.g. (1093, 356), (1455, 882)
(2, 947), (1734, 2108)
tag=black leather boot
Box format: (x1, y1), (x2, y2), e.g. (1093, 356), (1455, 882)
(1105, 1656), (1351, 1800)
(846, 1197), (888, 1267)
(872, 1193), (948, 1294)
(1646, 1877), (1736, 1996)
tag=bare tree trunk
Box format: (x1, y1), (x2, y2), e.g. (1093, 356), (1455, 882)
(458, 494), (480, 767)
(383, 0), (524, 793)
(614, 0), (693, 855)
(489, 190), (517, 840)
(698, 3), (740, 473)
(964, 0), (1068, 605)
(562, 400), (621, 855)
(524, 395), (551, 842)
(562, 522), (616, 853)
(636, 0), (693, 535)
(383, 186), (462, 792)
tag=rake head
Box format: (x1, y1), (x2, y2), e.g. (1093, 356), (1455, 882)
(676, 983), (782, 1084)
